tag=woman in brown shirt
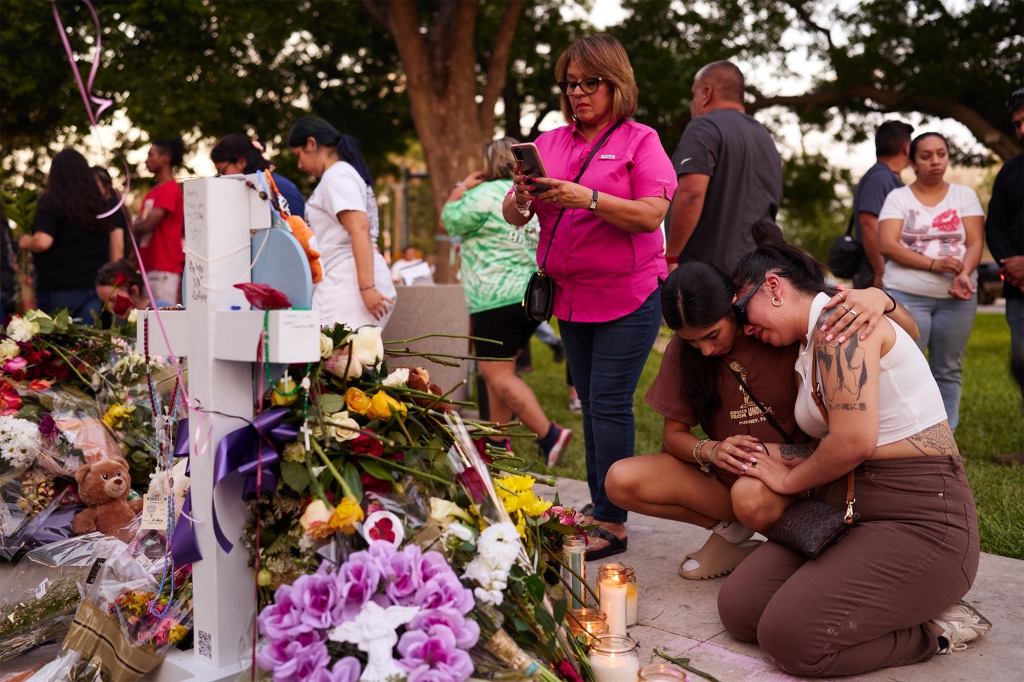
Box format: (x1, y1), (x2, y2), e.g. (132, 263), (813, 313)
(605, 262), (917, 579)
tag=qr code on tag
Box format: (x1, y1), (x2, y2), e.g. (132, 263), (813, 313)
(197, 629), (213, 659)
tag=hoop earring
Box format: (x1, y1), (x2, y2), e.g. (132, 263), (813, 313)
(772, 296), (783, 307)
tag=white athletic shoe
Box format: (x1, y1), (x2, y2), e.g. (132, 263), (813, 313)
(929, 600), (992, 654)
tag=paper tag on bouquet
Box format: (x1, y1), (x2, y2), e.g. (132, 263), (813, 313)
(141, 493), (169, 530)
(35, 577), (49, 599)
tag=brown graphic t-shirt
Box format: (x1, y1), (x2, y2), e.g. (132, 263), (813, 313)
(645, 334), (810, 444)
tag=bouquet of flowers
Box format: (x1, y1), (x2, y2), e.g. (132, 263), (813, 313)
(257, 543), (478, 682)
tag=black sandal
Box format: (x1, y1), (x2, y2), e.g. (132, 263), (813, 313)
(586, 527), (628, 561)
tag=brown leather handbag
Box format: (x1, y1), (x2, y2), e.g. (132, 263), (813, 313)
(764, 352), (859, 559)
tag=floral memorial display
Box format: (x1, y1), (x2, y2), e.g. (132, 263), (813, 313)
(3, 310), (602, 681)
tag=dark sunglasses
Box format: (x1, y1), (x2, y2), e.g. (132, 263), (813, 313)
(732, 277), (766, 326)
(557, 77), (603, 95)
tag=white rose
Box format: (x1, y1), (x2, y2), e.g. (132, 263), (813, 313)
(319, 334), (334, 359)
(382, 367), (409, 388)
(351, 326), (384, 368)
(328, 410), (360, 442)
(0, 339), (20, 363)
(6, 317), (39, 342)
(127, 309), (137, 324)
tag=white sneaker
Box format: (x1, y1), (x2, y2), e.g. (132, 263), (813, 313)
(929, 600), (992, 654)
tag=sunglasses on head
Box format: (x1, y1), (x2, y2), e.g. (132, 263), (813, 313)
(557, 77), (603, 95)
(732, 277), (766, 327)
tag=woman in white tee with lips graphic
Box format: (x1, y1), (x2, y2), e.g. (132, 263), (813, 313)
(878, 132), (985, 431)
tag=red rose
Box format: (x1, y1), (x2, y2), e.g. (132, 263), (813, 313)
(111, 294), (134, 317)
(360, 472), (392, 495)
(23, 349), (44, 366)
(352, 434), (384, 457)
(10, 368), (26, 382)
(43, 360), (70, 381)
(113, 272), (131, 287)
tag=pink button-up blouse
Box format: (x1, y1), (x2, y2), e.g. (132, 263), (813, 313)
(527, 120), (677, 323)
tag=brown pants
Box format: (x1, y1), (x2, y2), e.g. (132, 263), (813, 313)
(718, 455), (979, 677)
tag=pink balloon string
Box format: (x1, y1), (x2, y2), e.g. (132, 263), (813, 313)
(51, 0), (206, 449)
(50, 0), (129, 219)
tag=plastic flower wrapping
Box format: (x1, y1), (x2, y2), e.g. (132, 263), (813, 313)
(0, 309), (179, 560)
(245, 323), (596, 682)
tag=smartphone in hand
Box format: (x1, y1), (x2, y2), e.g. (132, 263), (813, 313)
(510, 143), (550, 196)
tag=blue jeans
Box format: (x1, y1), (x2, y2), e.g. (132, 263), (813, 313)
(559, 286), (662, 524)
(35, 289), (103, 323)
(888, 289), (977, 432)
(1007, 297), (1024, 398)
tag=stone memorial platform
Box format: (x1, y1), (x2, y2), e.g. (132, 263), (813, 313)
(545, 476), (1024, 682)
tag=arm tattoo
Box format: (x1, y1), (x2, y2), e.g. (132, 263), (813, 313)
(778, 443), (817, 460)
(814, 322), (869, 402)
(907, 423), (960, 456)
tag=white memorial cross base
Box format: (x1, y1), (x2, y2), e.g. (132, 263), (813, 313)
(136, 176), (320, 678)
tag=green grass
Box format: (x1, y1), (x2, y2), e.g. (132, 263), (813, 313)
(502, 314), (1024, 560)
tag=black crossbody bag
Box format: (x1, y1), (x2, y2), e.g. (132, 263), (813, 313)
(728, 364), (858, 559)
(523, 120), (626, 321)
(827, 164), (888, 279)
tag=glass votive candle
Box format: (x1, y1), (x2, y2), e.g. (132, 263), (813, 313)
(597, 564), (629, 634)
(623, 565), (637, 626)
(568, 607), (608, 642)
(638, 663), (688, 681)
(589, 634), (640, 682)
(562, 534), (588, 609)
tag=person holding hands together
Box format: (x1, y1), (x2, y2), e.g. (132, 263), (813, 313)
(502, 34), (676, 559)
(877, 132), (985, 431)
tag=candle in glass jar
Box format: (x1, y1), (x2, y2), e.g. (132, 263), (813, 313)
(638, 664), (688, 681)
(562, 534), (587, 609)
(598, 564), (628, 635)
(568, 608), (607, 642)
(622, 565), (638, 626)
(589, 635), (640, 682)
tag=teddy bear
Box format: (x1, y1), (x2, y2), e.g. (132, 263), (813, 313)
(406, 367), (452, 414)
(71, 456), (144, 542)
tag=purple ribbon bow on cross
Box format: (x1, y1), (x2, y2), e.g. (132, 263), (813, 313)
(212, 409), (298, 553)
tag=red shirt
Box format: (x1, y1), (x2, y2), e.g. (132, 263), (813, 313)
(531, 120), (676, 322)
(138, 180), (184, 274)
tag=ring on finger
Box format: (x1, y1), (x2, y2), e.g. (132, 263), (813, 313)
(840, 304), (851, 313)
(849, 309), (858, 317)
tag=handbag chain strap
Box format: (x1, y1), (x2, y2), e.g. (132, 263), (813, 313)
(727, 365), (795, 445)
(537, 119), (627, 273)
(810, 349), (856, 524)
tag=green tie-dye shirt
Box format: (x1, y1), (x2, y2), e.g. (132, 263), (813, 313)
(442, 179), (540, 314)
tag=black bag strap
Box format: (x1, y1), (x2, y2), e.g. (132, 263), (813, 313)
(727, 364), (796, 444)
(537, 119), (627, 272)
(846, 164), (891, 237)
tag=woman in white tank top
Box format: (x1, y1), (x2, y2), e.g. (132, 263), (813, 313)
(714, 221), (985, 678)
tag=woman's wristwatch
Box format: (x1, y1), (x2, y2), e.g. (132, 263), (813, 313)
(588, 189), (599, 211)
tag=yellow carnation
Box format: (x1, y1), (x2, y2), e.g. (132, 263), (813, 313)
(102, 403), (135, 429)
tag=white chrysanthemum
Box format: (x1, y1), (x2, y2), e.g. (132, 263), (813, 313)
(0, 339), (20, 362)
(0, 416), (41, 470)
(477, 521), (521, 566)
(5, 317), (39, 343)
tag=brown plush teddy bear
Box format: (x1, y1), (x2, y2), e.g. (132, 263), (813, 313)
(405, 367), (452, 414)
(72, 456), (144, 542)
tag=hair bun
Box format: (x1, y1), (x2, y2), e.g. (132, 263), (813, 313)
(750, 220), (785, 248)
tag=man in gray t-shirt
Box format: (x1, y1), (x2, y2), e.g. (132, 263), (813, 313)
(849, 120), (913, 289)
(666, 61), (782, 274)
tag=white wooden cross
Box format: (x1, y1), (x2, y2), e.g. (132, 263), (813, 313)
(137, 175), (320, 680)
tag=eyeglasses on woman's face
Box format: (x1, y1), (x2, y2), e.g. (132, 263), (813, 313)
(558, 77), (603, 95)
(731, 277), (766, 327)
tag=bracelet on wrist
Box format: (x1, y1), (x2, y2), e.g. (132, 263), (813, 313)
(928, 259), (935, 272)
(692, 438), (711, 473)
(511, 192), (532, 218)
(883, 291), (897, 314)
(455, 181), (467, 190)
(708, 441), (720, 468)
(359, 285), (376, 292)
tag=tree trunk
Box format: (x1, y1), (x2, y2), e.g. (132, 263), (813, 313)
(365, 0), (524, 283)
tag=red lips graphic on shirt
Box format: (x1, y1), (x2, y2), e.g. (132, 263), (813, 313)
(931, 209), (961, 232)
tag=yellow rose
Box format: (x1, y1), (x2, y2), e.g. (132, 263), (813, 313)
(329, 496), (364, 534)
(367, 391), (407, 421)
(344, 387), (372, 415)
(270, 376), (298, 406)
(299, 499), (335, 538)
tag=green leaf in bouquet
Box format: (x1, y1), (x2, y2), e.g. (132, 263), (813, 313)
(458, 541), (475, 553)
(53, 310), (71, 332)
(130, 451), (149, 465)
(553, 596), (568, 625)
(542, 522), (582, 536)
(343, 462), (362, 502)
(525, 574), (545, 602)
(512, 617), (529, 632)
(365, 418), (382, 432)
(358, 459), (392, 482)
(280, 461), (311, 493)
(15, 404), (43, 420)
(511, 578), (525, 598)
(318, 394), (346, 415)
(534, 606), (556, 635)
(387, 428), (406, 446)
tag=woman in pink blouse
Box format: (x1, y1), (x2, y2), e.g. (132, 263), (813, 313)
(503, 34), (677, 559)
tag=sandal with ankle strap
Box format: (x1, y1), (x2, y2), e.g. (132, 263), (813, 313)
(586, 527), (628, 561)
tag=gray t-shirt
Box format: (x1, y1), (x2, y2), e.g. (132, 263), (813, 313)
(668, 109), (782, 273)
(852, 161), (903, 243)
